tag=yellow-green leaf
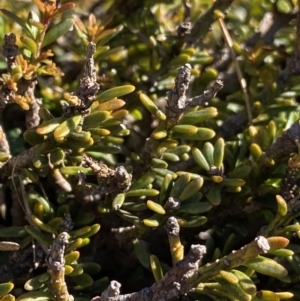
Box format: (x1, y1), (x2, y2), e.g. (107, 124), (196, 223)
(150, 255), (163, 283)
(54, 115), (82, 142)
(243, 255), (288, 278)
(42, 18), (75, 47)
(96, 85), (135, 102)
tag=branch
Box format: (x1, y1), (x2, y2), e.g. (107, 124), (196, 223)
(279, 3), (300, 86)
(246, 10), (296, 48)
(93, 244), (206, 301)
(263, 120), (300, 163)
(0, 135), (58, 181)
(93, 236), (289, 301)
(188, 236), (271, 286)
(218, 109), (249, 138)
(187, 80), (224, 107)
(186, 0), (234, 46)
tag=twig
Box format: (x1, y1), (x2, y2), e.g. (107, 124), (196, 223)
(0, 33), (18, 109)
(280, 153), (299, 203)
(218, 109), (249, 138)
(2, 32), (18, 71)
(95, 237), (276, 301)
(263, 120), (300, 163)
(112, 225), (141, 245)
(25, 93), (41, 129)
(188, 236), (272, 286)
(246, 10), (296, 48)
(63, 42), (100, 117)
(187, 80), (224, 107)
(47, 232), (73, 301)
(216, 14), (253, 125)
(182, 0), (191, 21)
(0, 148), (35, 181)
(0, 135), (58, 181)
(176, 0), (191, 37)
(82, 154), (132, 198)
(50, 168), (72, 192)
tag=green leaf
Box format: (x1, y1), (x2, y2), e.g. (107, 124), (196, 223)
(17, 291), (54, 301)
(1, 9), (34, 39)
(24, 273), (49, 291)
(0, 283), (14, 296)
(150, 255), (163, 283)
(0, 226), (27, 237)
(25, 225), (53, 246)
(133, 239), (150, 268)
(243, 255), (288, 278)
(42, 18), (75, 47)
(20, 36), (37, 57)
(126, 189), (159, 197)
(96, 85), (135, 102)
(96, 25), (124, 47)
(27, 11), (40, 39)
(178, 216), (207, 227)
(53, 115), (82, 142)
(178, 202), (212, 214)
(276, 0), (292, 14)
(172, 128), (215, 140)
(178, 107), (218, 125)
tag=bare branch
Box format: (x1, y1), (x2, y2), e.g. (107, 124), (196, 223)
(94, 244), (206, 301)
(166, 64), (223, 127)
(186, 0), (234, 46)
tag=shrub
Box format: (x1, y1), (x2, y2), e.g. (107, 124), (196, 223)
(0, 0), (299, 300)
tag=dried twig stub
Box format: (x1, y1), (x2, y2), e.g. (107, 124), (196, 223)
(165, 217), (184, 265)
(82, 154), (132, 198)
(47, 232), (73, 301)
(63, 42), (100, 117)
(2, 32), (18, 68)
